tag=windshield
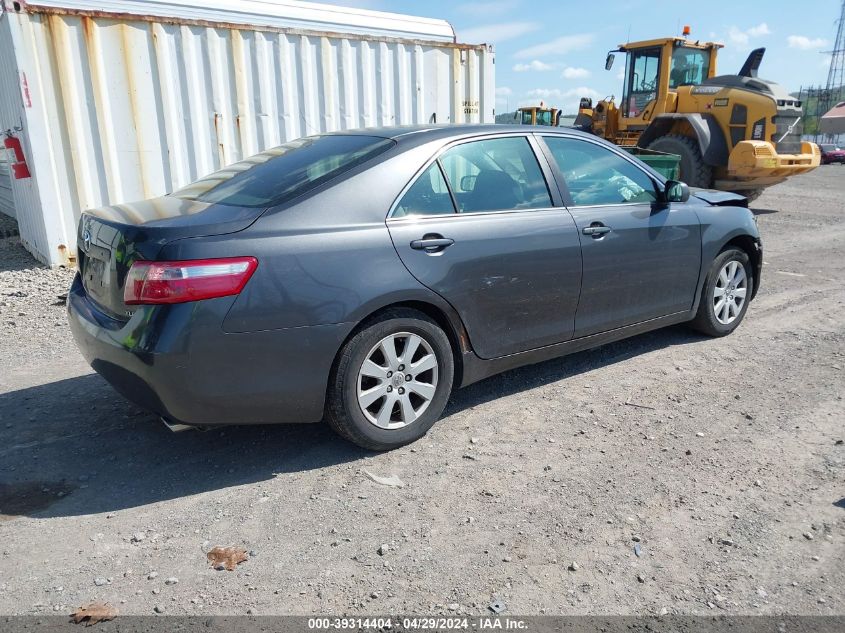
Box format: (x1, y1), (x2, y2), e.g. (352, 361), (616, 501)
(172, 135), (394, 207)
(669, 46), (711, 88)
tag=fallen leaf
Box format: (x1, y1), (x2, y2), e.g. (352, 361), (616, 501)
(207, 546), (249, 571)
(70, 602), (118, 626)
(363, 470), (405, 488)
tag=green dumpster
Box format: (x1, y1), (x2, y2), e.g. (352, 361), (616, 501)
(622, 146), (681, 180)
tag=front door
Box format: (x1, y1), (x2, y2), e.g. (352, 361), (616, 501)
(387, 135), (583, 359)
(541, 135), (701, 338)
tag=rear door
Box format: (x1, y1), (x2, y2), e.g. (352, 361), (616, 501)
(386, 134), (582, 359)
(540, 135), (701, 338)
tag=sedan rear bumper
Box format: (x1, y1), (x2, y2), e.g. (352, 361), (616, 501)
(67, 274), (352, 426)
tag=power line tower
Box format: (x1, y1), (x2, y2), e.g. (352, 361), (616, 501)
(819, 0), (845, 138)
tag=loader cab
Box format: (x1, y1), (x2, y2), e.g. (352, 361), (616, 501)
(612, 37), (721, 133)
(517, 105), (561, 126)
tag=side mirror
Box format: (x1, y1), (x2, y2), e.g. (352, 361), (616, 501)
(460, 175), (477, 191)
(513, 111), (519, 120)
(664, 180), (690, 203)
(605, 53), (615, 71)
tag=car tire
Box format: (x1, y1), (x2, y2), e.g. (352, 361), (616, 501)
(690, 247), (754, 337)
(646, 134), (712, 188)
(326, 308), (454, 451)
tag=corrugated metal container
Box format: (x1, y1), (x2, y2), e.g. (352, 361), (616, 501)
(0, 157), (14, 218)
(0, 0), (495, 266)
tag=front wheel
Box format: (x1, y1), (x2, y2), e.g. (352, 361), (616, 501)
(326, 309), (454, 450)
(689, 248), (754, 337)
(646, 134), (712, 188)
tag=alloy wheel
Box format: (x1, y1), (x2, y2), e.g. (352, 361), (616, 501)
(356, 332), (439, 429)
(713, 260), (748, 325)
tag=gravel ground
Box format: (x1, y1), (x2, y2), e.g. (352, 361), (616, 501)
(0, 168), (842, 617)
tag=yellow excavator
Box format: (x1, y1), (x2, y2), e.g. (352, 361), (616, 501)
(573, 30), (819, 200)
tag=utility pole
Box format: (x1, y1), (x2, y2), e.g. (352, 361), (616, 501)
(820, 0), (845, 141)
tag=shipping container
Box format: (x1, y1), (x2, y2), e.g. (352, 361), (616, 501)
(0, 156), (14, 218)
(0, 0), (495, 266)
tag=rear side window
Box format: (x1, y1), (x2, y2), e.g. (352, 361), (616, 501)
(172, 135), (394, 208)
(543, 136), (657, 206)
(439, 137), (552, 213)
(394, 163), (455, 217)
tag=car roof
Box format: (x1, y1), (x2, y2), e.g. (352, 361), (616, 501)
(328, 124), (594, 145)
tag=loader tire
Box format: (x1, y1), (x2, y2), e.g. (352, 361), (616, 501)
(646, 134), (712, 188)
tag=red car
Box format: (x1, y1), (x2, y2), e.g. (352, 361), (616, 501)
(820, 144), (845, 164)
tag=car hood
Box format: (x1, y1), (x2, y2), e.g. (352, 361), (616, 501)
(691, 188), (749, 208)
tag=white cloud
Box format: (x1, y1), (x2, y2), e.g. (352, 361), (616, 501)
(513, 60), (555, 72)
(748, 23), (771, 37)
(562, 66), (590, 79)
(514, 33), (594, 59)
(525, 88), (564, 100)
(788, 35), (829, 50)
(522, 86), (600, 112)
(495, 86), (513, 96)
(728, 23), (770, 47)
(456, 1), (516, 15)
(728, 27), (749, 46)
(459, 21), (540, 44)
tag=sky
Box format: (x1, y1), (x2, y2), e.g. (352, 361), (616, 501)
(327, 0), (839, 114)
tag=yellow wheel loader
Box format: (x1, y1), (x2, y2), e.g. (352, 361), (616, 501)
(517, 105), (561, 126)
(575, 34), (820, 200)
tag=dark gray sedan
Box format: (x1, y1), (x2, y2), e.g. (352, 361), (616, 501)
(68, 125), (762, 450)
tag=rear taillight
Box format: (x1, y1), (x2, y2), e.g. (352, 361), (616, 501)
(123, 257), (258, 305)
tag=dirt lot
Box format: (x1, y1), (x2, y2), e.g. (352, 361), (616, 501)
(0, 167), (842, 617)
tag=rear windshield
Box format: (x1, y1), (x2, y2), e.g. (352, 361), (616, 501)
(171, 135), (394, 207)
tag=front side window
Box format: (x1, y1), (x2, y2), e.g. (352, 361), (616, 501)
(172, 134), (394, 208)
(669, 47), (711, 88)
(623, 47), (661, 117)
(438, 137), (552, 213)
(543, 137), (657, 206)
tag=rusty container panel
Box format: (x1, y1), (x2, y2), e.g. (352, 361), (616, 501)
(0, 0), (495, 266)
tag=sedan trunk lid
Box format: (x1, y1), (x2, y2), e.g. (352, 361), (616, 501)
(78, 196), (264, 320)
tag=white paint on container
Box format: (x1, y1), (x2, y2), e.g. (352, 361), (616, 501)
(0, 157), (14, 218)
(0, 0), (495, 266)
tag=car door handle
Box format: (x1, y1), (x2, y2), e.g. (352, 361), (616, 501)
(582, 224), (612, 237)
(410, 236), (454, 252)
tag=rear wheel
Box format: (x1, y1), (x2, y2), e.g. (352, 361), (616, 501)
(690, 247), (753, 337)
(646, 134), (712, 188)
(326, 309), (454, 450)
